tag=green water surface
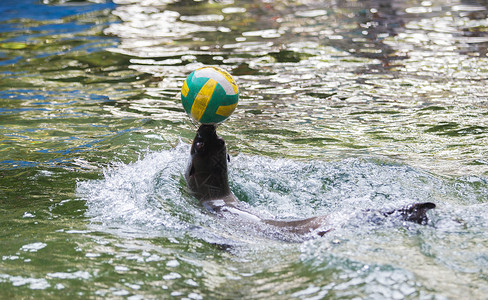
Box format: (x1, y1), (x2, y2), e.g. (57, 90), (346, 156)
(1, 0), (487, 299)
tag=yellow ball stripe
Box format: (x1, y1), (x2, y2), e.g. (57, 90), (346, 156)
(190, 78), (217, 121)
(216, 102), (238, 117)
(181, 79), (189, 97)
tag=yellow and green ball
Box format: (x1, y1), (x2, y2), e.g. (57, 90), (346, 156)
(181, 66), (239, 124)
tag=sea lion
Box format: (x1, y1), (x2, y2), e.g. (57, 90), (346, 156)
(185, 124), (328, 236)
(185, 124), (435, 238)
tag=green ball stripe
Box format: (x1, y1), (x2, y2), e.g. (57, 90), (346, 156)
(181, 67), (239, 124)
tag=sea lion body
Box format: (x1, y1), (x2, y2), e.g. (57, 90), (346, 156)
(185, 125), (328, 236)
(185, 125), (435, 238)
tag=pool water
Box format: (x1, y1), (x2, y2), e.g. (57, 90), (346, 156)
(1, 0), (487, 298)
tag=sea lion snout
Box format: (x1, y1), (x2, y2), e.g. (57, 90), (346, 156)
(196, 124), (217, 138)
(192, 125), (225, 155)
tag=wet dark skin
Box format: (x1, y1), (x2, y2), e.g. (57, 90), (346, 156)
(185, 124), (435, 238)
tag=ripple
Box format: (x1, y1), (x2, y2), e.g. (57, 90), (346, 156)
(0, 274), (50, 290)
(20, 242), (47, 253)
(47, 271), (91, 280)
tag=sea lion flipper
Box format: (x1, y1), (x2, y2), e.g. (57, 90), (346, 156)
(397, 202), (436, 225)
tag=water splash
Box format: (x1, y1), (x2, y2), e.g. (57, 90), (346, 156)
(78, 143), (191, 237)
(79, 143), (486, 236)
(75, 142), (488, 298)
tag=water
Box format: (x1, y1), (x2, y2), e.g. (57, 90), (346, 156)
(1, 0), (487, 298)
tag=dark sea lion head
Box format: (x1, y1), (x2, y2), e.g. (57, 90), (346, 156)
(185, 124), (231, 201)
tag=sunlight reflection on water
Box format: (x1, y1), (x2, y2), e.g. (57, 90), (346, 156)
(99, 0), (488, 176)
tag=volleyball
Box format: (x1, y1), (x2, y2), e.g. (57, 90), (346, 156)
(181, 66), (239, 124)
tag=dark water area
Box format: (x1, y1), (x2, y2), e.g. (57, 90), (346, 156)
(1, 0), (487, 298)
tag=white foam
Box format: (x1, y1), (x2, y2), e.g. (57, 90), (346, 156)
(77, 143), (488, 264)
(78, 144), (192, 236)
